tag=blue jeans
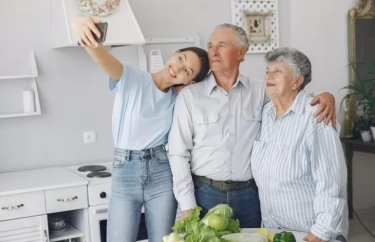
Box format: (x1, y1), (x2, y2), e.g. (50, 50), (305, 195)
(193, 177), (261, 228)
(107, 145), (177, 242)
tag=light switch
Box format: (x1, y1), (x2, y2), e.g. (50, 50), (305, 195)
(83, 131), (97, 144)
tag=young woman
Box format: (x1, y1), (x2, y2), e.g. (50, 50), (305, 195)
(71, 14), (210, 242)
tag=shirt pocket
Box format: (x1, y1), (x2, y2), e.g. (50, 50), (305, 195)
(270, 142), (309, 181)
(192, 106), (222, 146)
(242, 105), (262, 122)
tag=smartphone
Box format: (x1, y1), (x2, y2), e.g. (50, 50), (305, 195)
(78, 22), (108, 45)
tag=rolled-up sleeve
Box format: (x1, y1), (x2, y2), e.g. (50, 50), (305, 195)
(167, 90), (196, 211)
(309, 125), (348, 240)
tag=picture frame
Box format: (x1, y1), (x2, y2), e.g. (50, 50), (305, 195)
(231, 0), (279, 53)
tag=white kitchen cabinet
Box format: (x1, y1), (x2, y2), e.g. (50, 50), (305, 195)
(0, 190), (46, 221)
(0, 215), (49, 242)
(51, 0), (145, 48)
(0, 167), (90, 242)
(45, 185), (88, 214)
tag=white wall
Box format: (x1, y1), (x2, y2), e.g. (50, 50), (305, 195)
(0, 0), (374, 210)
(288, 0), (375, 211)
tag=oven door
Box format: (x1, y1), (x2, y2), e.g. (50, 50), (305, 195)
(89, 205), (148, 242)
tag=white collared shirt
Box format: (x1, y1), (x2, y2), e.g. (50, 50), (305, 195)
(168, 73), (267, 210)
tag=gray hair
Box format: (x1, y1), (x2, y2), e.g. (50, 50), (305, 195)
(264, 47), (312, 91)
(215, 23), (250, 53)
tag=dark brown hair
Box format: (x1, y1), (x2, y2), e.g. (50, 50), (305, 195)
(176, 47), (210, 83)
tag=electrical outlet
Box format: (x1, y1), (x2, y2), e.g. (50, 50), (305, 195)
(83, 131), (97, 144)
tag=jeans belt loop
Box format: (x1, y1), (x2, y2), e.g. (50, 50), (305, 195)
(125, 150), (130, 161)
(149, 147), (154, 159)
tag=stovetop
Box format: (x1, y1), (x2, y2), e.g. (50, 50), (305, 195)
(65, 162), (112, 185)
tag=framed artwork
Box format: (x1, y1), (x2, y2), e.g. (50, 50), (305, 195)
(231, 0), (279, 53)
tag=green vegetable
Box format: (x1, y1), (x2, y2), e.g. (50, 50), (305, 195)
(273, 231), (296, 242)
(171, 204), (241, 242)
(201, 204), (241, 236)
(162, 232), (182, 242)
(208, 214), (229, 231)
(201, 204), (233, 225)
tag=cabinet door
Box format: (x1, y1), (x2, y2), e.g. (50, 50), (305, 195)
(0, 215), (48, 242)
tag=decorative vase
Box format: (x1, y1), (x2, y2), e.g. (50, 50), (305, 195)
(371, 126), (375, 141)
(353, 116), (368, 139)
(361, 130), (372, 142)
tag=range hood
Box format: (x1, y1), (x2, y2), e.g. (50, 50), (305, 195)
(51, 0), (145, 48)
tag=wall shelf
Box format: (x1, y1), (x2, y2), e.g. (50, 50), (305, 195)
(144, 33), (201, 47)
(138, 34), (201, 72)
(0, 51), (42, 119)
(49, 223), (84, 242)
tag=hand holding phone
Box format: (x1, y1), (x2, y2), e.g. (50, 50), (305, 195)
(78, 22), (108, 47)
(71, 15), (108, 47)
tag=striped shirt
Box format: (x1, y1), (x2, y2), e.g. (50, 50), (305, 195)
(251, 90), (349, 241)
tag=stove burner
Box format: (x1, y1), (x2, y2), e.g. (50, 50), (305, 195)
(78, 165), (107, 172)
(87, 171), (112, 178)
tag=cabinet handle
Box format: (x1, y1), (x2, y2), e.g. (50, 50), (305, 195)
(1, 203), (24, 210)
(57, 196), (78, 202)
(44, 230), (48, 241)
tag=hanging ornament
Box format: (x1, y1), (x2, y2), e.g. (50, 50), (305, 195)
(77, 0), (121, 17)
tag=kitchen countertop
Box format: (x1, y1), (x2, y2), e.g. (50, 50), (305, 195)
(241, 228), (340, 242)
(0, 167), (88, 196)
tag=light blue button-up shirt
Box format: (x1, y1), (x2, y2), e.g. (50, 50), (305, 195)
(110, 63), (176, 150)
(251, 90), (348, 241)
(168, 73), (268, 210)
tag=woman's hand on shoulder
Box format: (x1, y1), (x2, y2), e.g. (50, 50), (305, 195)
(71, 14), (102, 48)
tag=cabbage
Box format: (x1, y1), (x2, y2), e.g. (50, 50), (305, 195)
(163, 232), (183, 242)
(201, 204), (234, 225)
(201, 204), (241, 236)
(171, 204), (241, 242)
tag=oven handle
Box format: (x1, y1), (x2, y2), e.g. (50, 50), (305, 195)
(94, 208), (108, 214)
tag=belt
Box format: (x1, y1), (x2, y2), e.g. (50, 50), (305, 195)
(114, 144), (166, 156)
(193, 175), (254, 191)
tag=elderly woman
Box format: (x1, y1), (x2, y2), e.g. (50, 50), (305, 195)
(251, 47), (348, 242)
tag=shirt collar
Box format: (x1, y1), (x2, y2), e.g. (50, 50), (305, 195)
(266, 90), (308, 117)
(205, 72), (249, 96)
(289, 90), (308, 116)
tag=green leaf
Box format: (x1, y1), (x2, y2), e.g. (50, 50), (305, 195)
(201, 204), (234, 226)
(172, 207), (202, 234)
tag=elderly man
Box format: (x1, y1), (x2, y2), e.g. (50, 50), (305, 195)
(168, 23), (336, 228)
(251, 47), (348, 242)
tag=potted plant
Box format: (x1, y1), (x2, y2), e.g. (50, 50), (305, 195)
(341, 61), (375, 141)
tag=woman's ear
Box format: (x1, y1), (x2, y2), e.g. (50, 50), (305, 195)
(293, 76), (304, 91)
